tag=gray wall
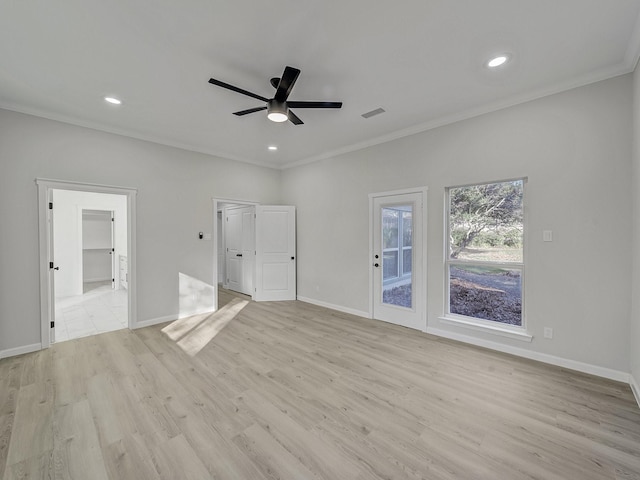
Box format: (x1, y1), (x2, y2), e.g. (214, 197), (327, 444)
(282, 74), (633, 373)
(632, 67), (640, 390)
(1, 73), (637, 380)
(0, 109), (281, 352)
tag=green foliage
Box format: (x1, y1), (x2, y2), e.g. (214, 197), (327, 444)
(449, 180), (523, 257)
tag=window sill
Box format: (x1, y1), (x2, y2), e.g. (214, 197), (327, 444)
(438, 315), (533, 342)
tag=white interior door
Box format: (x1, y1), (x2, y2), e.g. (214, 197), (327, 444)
(240, 206), (255, 295)
(372, 191), (425, 330)
(217, 212), (225, 284)
(224, 205), (255, 296)
(225, 207), (243, 293)
(254, 205), (296, 301)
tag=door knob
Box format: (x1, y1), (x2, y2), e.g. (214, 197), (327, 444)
(374, 263), (379, 268)
(54, 266), (60, 271)
(236, 254), (243, 257)
(375, 254), (379, 259)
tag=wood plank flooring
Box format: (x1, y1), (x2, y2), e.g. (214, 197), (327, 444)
(2, 288), (640, 479)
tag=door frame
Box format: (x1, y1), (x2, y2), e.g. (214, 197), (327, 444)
(368, 187), (428, 331)
(212, 197), (259, 311)
(36, 178), (137, 348)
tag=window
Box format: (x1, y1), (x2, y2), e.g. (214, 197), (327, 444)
(382, 206), (412, 284)
(446, 179), (524, 327)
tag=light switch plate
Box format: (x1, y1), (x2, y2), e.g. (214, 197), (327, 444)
(543, 230), (553, 242)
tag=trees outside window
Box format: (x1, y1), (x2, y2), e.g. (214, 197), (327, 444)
(446, 179), (524, 326)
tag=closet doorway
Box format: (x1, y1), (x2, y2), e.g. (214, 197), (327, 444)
(37, 179), (137, 348)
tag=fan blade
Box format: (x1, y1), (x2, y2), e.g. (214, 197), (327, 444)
(233, 106), (267, 116)
(287, 101), (342, 109)
(208, 78), (269, 102)
(274, 66), (301, 103)
(288, 110), (304, 125)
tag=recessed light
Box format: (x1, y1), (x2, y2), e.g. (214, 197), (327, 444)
(487, 55), (509, 68)
(268, 145), (278, 151)
(104, 96), (122, 105)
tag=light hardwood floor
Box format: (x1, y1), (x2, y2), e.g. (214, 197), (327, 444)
(2, 288), (640, 479)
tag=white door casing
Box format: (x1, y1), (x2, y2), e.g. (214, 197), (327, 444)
(111, 210), (115, 289)
(36, 178), (137, 349)
(47, 188), (56, 344)
(371, 189), (426, 331)
(254, 205), (296, 301)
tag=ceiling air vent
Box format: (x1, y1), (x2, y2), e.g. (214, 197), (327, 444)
(361, 107), (385, 119)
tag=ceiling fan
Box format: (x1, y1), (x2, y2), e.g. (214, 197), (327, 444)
(208, 66), (342, 125)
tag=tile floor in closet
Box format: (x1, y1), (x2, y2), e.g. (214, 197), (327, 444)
(54, 281), (127, 342)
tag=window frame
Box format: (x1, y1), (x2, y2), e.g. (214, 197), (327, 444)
(443, 177), (529, 339)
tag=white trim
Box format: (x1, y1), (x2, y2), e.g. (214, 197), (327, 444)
(133, 314), (177, 329)
(282, 67), (632, 170)
(631, 375), (640, 409)
(0, 343), (42, 359)
(297, 296), (369, 319)
(427, 326), (629, 383)
(83, 276), (113, 283)
(438, 315), (532, 342)
(35, 178), (137, 349)
(0, 104), (278, 171)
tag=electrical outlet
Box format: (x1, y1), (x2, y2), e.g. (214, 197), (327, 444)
(544, 327), (553, 339)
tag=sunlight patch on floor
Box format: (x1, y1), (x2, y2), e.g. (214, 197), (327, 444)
(162, 297), (248, 356)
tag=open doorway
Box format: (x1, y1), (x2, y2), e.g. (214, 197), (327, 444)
(212, 198), (297, 311)
(51, 191), (126, 342)
(37, 179), (137, 348)
(214, 200), (258, 307)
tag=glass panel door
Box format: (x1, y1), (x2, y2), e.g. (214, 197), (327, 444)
(372, 191), (425, 331)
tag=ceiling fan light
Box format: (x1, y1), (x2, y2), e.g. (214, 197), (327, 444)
(267, 100), (288, 122)
(267, 112), (288, 122)
(487, 55), (509, 68)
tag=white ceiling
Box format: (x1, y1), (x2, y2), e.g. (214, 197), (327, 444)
(2, 0), (640, 169)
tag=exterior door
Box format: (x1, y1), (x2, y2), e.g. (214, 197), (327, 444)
(254, 205), (296, 301)
(372, 191), (425, 330)
(225, 205), (254, 295)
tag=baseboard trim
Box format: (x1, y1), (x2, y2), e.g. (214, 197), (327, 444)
(0, 343), (42, 359)
(427, 326), (629, 383)
(631, 375), (640, 409)
(133, 314), (177, 329)
(83, 277), (112, 283)
(297, 296), (370, 319)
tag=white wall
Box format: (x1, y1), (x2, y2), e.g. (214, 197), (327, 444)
(631, 66), (640, 395)
(0, 108), (281, 352)
(282, 74), (633, 374)
(53, 190), (127, 296)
